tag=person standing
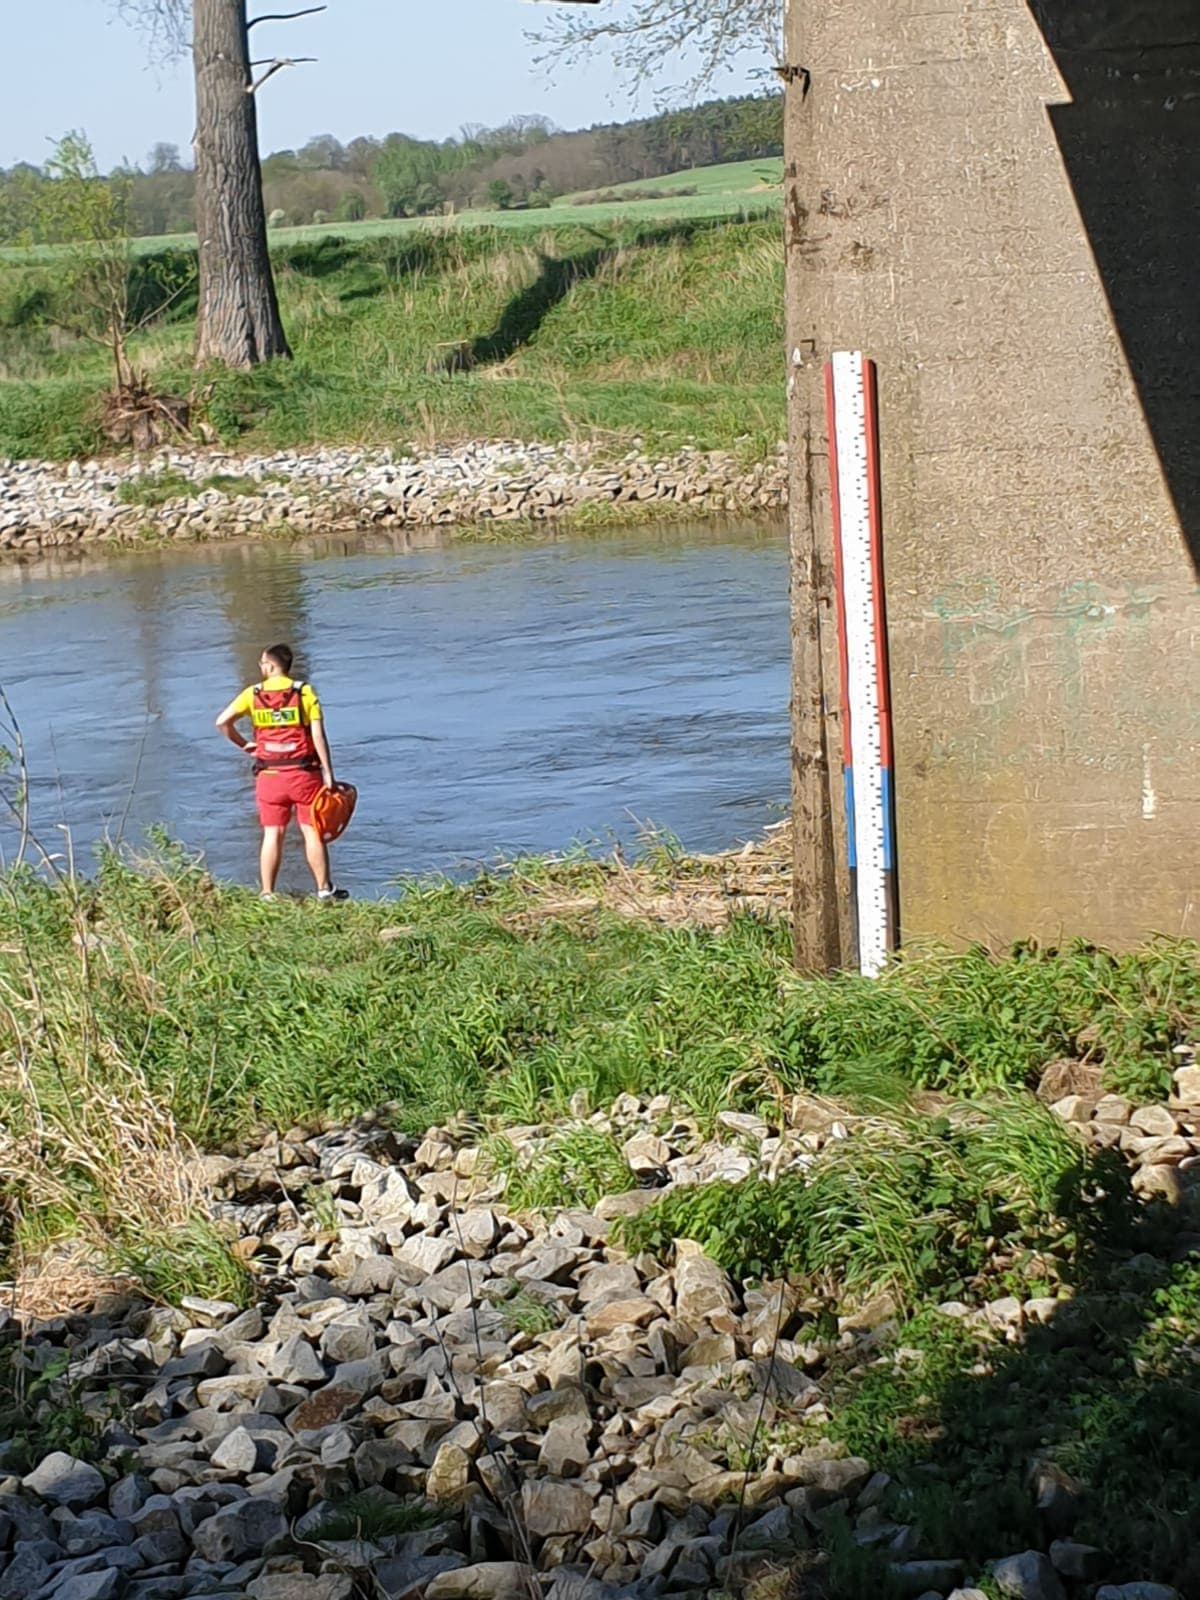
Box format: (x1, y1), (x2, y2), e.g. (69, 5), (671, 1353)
(216, 643), (348, 901)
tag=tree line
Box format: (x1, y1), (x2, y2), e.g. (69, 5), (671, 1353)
(0, 92), (781, 243)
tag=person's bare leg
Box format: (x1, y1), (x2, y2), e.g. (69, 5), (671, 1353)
(260, 826), (286, 894)
(300, 823), (331, 892)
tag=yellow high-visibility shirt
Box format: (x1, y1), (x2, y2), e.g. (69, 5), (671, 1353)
(228, 675), (323, 723)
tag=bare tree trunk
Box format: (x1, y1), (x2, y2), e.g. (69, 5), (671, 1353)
(192, 0), (290, 366)
(783, 11), (842, 971)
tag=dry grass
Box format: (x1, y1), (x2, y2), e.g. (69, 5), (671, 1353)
(0, 844), (211, 1309)
(4, 1239), (135, 1321)
(502, 818), (792, 933)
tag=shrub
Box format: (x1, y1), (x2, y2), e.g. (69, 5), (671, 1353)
(0, 1347), (118, 1472)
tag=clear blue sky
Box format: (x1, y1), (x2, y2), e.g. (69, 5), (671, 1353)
(1, 1), (763, 172)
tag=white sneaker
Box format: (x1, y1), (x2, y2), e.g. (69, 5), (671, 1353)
(317, 886), (349, 902)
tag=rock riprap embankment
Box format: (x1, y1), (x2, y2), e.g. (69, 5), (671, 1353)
(0, 440), (787, 553)
(1, 1060), (1196, 1600)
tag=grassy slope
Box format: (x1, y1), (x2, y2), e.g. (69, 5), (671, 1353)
(2, 843), (1195, 1214)
(561, 156), (783, 201)
(0, 214), (784, 462)
(1, 846), (1198, 1588)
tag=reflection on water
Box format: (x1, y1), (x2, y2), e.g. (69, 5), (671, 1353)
(0, 524), (790, 894)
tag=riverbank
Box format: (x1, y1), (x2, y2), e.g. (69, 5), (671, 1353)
(0, 437), (787, 554)
(0, 836), (1197, 1597)
(0, 218), (784, 471)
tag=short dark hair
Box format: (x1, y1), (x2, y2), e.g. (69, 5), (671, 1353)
(263, 643), (293, 673)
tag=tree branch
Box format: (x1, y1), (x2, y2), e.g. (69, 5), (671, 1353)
(247, 56), (317, 93)
(113, 0), (189, 62)
(529, 0), (782, 97)
(247, 5), (327, 27)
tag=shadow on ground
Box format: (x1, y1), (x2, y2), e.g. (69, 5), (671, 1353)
(811, 1147), (1200, 1596)
(440, 217), (747, 373)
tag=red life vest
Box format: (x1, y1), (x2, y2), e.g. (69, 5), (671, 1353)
(250, 681), (319, 772)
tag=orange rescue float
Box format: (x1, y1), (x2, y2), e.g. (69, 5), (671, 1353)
(311, 782), (357, 843)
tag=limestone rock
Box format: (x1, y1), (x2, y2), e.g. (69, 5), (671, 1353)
(797, 1455), (872, 1502)
(1094, 1588), (1183, 1600)
(38, 1569), (125, 1600)
(427, 1442), (473, 1503)
(1129, 1105), (1179, 1138)
(585, 1297), (658, 1336)
(1092, 1096), (1133, 1126)
(23, 1453), (106, 1510)
(424, 1564), (536, 1600)
(673, 1249), (734, 1325)
(538, 1416), (592, 1479)
(1132, 1165), (1183, 1204)
(622, 1134), (673, 1176)
(992, 1550), (1067, 1600)
(576, 1262), (641, 1306)
(889, 1562), (966, 1597)
(211, 1425), (267, 1475)
(190, 1497), (289, 1562)
(522, 1479), (594, 1538)
(1048, 1539), (1107, 1581)
(247, 1575), (356, 1600)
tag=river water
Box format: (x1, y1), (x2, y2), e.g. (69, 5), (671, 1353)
(0, 522), (789, 895)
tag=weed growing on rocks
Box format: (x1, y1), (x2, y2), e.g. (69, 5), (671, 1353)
(485, 1125), (635, 1213)
(492, 1285), (562, 1337)
(618, 1097), (1121, 1309)
(116, 469), (282, 508)
(816, 1260), (1200, 1591)
(112, 1217), (255, 1310)
(0, 1346), (116, 1472)
(298, 1489), (439, 1544)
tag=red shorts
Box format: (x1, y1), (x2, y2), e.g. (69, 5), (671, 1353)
(256, 767), (323, 828)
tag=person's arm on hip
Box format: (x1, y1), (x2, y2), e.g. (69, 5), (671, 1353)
(215, 692), (256, 757)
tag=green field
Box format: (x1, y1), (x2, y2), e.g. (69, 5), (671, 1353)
(563, 156), (782, 200)
(0, 211), (785, 462)
(0, 159), (783, 264)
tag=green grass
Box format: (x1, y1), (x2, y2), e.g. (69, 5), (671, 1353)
(0, 841), (1194, 1265)
(779, 937), (1198, 1105)
(562, 157), (782, 203)
(113, 1216), (256, 1309)
(299, 1490), (439, 1543)
(617, 1096), (1121, 1309)
(0, 842), (1196, 1588)
(492, 1285), (562, 1337)
(0, 214), (784, 461)
(116, 469), (282, 507)
(485, 1124), (636, 1213)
